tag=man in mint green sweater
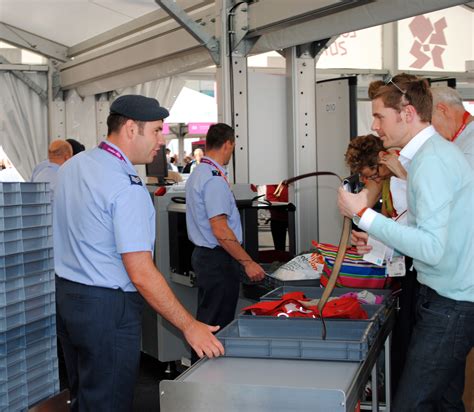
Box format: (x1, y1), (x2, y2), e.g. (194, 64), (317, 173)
(338, 77), (473, 411)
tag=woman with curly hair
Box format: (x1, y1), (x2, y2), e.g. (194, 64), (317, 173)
(345, 133), (406, 219)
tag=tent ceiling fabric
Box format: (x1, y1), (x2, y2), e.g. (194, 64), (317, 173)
(0, 0), (158, 47)
(0, 0), (471, 96)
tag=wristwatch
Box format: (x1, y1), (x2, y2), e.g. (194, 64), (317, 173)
(352, 207), (368, 226)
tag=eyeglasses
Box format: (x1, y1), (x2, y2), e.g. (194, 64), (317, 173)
(360, 165), (381, 182)
(384, 76), (406, 95)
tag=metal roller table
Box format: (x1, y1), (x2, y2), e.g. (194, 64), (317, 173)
(160, 306), (395, 412)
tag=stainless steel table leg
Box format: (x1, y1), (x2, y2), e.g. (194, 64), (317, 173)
(384, 333), (392, 412)
(371, 360), (379, 411)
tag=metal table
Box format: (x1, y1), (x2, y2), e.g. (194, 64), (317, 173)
(160, 308), (395, 411)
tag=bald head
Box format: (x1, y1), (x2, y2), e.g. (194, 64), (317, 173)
(48, 140), (73, 165)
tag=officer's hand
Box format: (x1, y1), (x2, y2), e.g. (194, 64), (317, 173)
(244, 261), (265, 282)
(183, 320), (225, 359)
(351, 230), (372, 255)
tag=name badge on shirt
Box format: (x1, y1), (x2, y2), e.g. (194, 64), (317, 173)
(386, 256), (406, 277)
(129, 174), (143, 186)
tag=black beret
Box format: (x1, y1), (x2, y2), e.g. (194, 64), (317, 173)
(66, 138), (86, 155)
(110, 95), (169, 121)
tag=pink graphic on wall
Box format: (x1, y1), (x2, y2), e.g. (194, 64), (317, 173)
(408, 15), (447, 69)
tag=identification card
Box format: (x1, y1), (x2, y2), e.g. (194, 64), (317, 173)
(363, 236), (386, 267)
(386, 256), (406, 277)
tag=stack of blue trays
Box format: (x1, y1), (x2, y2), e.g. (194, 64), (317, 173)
(0, 182), (59, 411)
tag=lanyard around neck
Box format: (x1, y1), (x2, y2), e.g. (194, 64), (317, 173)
(452, 111), (470, 143)
(98, 141), (126, 162)
(200, 157), (229, 185)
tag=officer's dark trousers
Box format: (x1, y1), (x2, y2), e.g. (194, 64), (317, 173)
(55, 276), (144, 412)
(191, 246), (241, 362)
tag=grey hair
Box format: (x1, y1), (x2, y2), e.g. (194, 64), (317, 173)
(431, 86), (464, 109)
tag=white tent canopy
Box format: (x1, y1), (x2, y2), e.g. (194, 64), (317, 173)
(166, 87), (217, 124)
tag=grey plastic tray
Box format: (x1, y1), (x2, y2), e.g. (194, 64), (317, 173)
(217, 317), (376, 362)
(263, 274), (320, 289)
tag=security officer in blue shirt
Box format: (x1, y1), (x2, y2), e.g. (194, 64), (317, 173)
(186, 123), (265, 360)
(54, 95), (224, 412)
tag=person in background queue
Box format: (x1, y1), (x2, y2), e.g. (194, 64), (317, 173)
(431, 86), (473, 169)
(31, 139), (73, 197)
(54, 95), (224, 412)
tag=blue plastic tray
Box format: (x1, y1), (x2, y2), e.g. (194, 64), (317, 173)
(217, 317), (376, 362)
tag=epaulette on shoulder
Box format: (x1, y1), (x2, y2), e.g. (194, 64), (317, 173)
(129, 174), (143, 186)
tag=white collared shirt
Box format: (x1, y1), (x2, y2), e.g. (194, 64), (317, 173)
(359, 125), (435, 231)
(399, 125), (436, 170)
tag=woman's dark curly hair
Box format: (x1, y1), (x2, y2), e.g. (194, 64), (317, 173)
(345, 134), (384, 174)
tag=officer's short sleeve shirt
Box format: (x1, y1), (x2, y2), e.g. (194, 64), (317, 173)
(53, 141), (155, 291)
(185, 157), (242, 248)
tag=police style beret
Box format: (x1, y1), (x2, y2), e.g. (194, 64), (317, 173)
(110, 95), (169, 121)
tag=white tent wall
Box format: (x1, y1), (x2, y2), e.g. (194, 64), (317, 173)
(0, 71), (47, 180)
(64, 90), (99, 150)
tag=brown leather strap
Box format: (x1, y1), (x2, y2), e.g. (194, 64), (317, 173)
(274, 171), (351, 339)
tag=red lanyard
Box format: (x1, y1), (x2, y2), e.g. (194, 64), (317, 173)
(200, 157), (229, 185)
(99, 141), (125, 162)
(452, 111), (470, 143)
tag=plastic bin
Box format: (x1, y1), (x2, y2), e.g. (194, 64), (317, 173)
(0, 301), (25, 332)
(0, 262), (24, 282)
(0, 287), (25, 307)
(24, 258), (54, 274)
(25, 302), (54, 324)
(20, 191), (49, 206)
(23, 248), (53, 264)
(263, 274), (320, 290)
(19, 183), (47, 193)
(22, 236), (53, 253)
(21, 203), (51, 217)
(21, 214), (52, 230)
(0, 192), (22, 207)
(23, 271), (53, 288)
(0, 205), (22, 218)
(217, 317), (376, 361)
(24, 280), (54, 300)
(0, 229), (22, 243)
(0, 239), (22, 256)
(0, 327), (26, 356)
(25, 316), (55, 345)
(260, 286), (394, 306)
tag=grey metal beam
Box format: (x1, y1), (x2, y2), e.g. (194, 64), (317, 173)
(250, 0), (468, 54)
(59, 4), (216, 93)
(0, 64), (48, 72)
(156, 0), (220, 65)
(68, 0), (214, 57)
(247, 0), (368, 37)
(0, 22), (68, 62)
(0, 56), (47, 102)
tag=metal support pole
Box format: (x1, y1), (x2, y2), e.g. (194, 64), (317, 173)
(231, 54), (249, 183)
(384, 333), (392, 411)
(372, 361), (379, 411)
(285, 46), (318, 252)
